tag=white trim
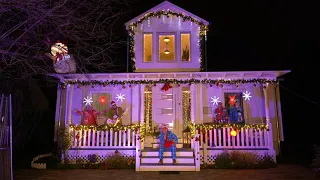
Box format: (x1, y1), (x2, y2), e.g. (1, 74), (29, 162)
(48, 70), (290, 82)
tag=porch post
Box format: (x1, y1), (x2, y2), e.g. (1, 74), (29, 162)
(139, 84), (145, 150)
(54, 87), (62, 142)
(263, 84), (274, 151)
(190, 84), (196, 123)
(67, 84), (74, 125)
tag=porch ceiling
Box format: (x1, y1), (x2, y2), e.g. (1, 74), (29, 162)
(48, 70), (290, 82)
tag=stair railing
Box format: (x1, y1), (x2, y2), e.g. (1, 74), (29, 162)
(192, 134), (200, 171)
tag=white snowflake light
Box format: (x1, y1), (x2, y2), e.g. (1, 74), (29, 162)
(210, 96), (221, 106)
(83, 96), (93, 106)
(116, 93), (125, 102)
(242, 91), (252, 101)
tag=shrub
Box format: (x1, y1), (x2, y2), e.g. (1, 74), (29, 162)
(214, 151), (233, 168)
(99, 151), (135, 169)
(230, 151), (257, 168)
(213, 151), (275, 169)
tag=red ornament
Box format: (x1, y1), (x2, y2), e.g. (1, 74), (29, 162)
(210, 84), (212, 87)
(76, 134), (80, 139)
(98, 96), (108, 105)
(228, 95), (236, 106)
(216, 83), (219, 86)
(161, 83), (172, 91)
(177, 84), (180, 87)
(103, 83), (107, 87)
(91, 85), (94, 88)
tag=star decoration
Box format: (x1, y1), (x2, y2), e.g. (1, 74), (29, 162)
(210, 96), (221, 106)
(97, 96), (108, 105)
(116, 93), (125, 102)
(242, 91), (252, 101)
(83, 96), (93, 106)
(228, 95), (236, 106)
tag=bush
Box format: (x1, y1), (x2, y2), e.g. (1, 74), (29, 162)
(212, 151), (276, 169)
(99, 151), (135, 169)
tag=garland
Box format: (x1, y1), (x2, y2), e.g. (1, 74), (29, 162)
(194, 123), (269, 131)
(70, 124), (140, 131)
(127, 10), (209, 71)
(61, 78), (277, 88)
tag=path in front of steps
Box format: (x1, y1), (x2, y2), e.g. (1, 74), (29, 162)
(14, 165), (319, 180)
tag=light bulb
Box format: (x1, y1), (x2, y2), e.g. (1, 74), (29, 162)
(164, 50), (170, 54)
(163, 37), (170, 42)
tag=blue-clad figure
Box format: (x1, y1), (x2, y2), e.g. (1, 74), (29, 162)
(158, 124), (178, 165)
(230, 99), (245, 124)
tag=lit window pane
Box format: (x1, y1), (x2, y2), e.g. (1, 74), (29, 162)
(144, 34), (152, 62)
(181, 34), (190, 61)
(159, 35), (175, 60)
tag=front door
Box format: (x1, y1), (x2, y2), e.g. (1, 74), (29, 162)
(152, 84), (182, 137)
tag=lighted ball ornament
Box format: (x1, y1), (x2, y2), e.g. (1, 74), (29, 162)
(230, 129), (237, 137)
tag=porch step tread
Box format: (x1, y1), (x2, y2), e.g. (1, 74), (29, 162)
(142, 148), (193, 152)
(141, 156), (193, 158)
(140, 163), (195, 166)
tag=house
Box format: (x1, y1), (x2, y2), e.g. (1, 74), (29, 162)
(49, 1), (290, 171)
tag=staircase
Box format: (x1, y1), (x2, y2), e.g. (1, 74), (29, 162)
(138, 148), (198, 171)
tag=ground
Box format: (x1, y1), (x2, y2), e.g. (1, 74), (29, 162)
(14, 165), (319, 180)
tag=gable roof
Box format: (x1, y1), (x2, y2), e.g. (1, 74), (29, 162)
(124, 1), (209, 29)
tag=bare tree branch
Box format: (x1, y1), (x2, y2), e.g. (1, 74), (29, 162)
(0, 0), (130, 83)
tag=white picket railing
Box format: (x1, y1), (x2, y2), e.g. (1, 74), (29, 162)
(198, 127), (271, 149)
(72, 129), (136, 148)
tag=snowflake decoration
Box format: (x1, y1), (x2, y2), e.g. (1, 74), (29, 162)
(242, 91), (252, 101)
(83, 96), (93, 106)
(116, 93), (125, 102)
(210, 96), (221, 106)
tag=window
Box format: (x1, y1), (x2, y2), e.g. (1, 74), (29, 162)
(159, 35), (175, 61)
(143, 34), (153, 62)
(181, 33), (190, 61)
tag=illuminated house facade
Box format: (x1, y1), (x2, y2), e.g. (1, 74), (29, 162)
(50, 1), (289, 171)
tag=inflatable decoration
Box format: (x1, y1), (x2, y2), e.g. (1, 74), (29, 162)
(48, 42), (76, 73)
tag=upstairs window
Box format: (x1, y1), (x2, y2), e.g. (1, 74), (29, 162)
(143, 34), (153, 62)
(181, 33), (190, 61)
(159, 35), (175, 61)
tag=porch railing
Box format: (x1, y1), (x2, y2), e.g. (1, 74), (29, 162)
(198, 127), (271, 149)
(72, 129), (136, 148)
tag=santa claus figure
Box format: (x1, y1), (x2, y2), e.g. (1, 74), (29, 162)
(75, 106), (104, 125)
(106, 101), (124, 126)
(213, 102), (228, 123)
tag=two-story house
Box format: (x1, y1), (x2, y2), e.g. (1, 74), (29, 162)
(50, 1), (290, 171)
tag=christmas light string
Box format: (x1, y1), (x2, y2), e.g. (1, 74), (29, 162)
(280, 85), (320, 106)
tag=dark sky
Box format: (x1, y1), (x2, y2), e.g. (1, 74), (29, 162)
(119, 0), (320, 161)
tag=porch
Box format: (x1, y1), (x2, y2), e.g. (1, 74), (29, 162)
(65, 123), (275, 167)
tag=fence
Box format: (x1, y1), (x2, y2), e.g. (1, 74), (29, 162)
(0, 94), (13, 180)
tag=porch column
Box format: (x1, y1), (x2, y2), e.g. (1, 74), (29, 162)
(199, 84), (204, 122)
(263, 84), (274, 150)
(64, 84), (74, 126)
(54, 87), (62, 142)
(190, 84), (196, 123)
(131, 85), (140, 124)
(139, 84), (145, 125)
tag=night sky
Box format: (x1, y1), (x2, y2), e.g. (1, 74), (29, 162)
(117, 0), (319, 163)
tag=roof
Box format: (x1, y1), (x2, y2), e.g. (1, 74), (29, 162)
(48, 70), (290, 82)
(124, 0), (209, 29)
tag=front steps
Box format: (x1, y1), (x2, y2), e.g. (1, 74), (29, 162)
(138, 148), (198, 171)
